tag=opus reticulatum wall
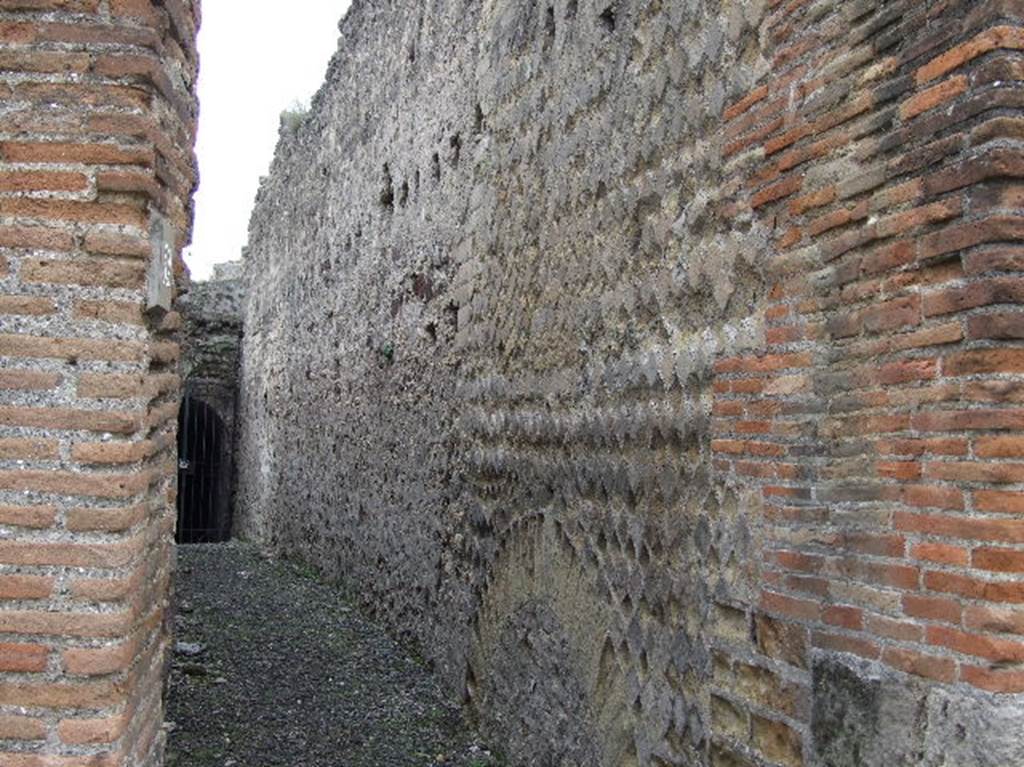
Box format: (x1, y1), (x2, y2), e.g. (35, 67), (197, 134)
(236, 1), (1024, 765)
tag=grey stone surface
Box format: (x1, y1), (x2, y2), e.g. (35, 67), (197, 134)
(179, 269), (244, 386)
(812, 654), (1024, 767)
(236, 2), (765, 762)
(211, 260), (243, 282)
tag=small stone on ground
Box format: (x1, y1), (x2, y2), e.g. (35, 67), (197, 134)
(166, 542), (500, 767)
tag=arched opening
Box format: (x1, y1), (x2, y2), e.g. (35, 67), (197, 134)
(176, 396), (232, 543)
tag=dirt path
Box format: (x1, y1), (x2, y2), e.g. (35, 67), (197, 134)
(166, 542), (500, 767)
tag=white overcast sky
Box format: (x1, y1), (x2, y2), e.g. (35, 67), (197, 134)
(185, 1), (352, 281)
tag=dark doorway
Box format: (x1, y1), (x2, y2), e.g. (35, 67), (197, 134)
(176, 396), (232, 543)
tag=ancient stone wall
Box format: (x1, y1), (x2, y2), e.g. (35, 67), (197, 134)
(0, 1), (199, 764)
(178, 264), (243, 541)
(179, 262), (242, 433)
(181, 262), (242, 382)
(237, 1), (1024, 765)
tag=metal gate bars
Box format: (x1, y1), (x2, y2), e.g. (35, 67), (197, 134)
(176, 396), (230, 543)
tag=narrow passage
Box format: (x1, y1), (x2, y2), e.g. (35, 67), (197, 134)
(166, 543), (499, 767)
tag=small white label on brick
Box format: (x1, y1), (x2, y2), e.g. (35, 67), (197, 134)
(147, 211), (175, 314)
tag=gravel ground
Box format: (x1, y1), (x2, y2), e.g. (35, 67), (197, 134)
(166, 542), (501, 767)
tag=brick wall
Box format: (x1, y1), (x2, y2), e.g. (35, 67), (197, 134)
(709, 0), (1024, 763)
(0, 2), (198, 765)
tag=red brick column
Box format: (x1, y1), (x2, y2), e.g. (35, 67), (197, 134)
(709, 0), (1024, 764)
(0, 2), (198, 765)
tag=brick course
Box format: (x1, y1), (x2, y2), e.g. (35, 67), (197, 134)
(0, 1), (197, 765)
(710, 0), (1024, 760)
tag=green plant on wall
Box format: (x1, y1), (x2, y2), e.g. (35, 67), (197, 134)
(279, 98), (310, 133)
